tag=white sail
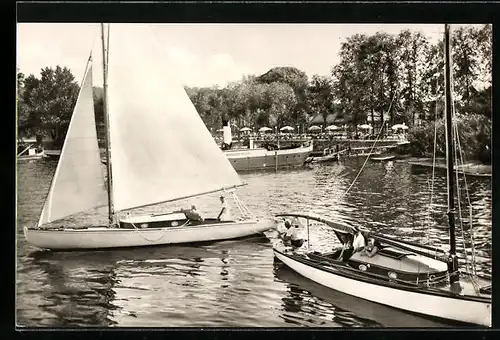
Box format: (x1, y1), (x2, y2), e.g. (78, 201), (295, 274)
(107, 25), (243, 212)
(38, 62), (108, 226)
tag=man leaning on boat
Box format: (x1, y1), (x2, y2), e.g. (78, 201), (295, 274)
(281, 219), (304, 248)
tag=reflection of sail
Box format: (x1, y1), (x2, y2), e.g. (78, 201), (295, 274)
(273, 262), (457, 328)
(27, 251), (120, 327)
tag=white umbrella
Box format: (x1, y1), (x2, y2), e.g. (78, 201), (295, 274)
(358, 124), (372, 130)
(308, 125), (322, 131)
(240, 127), (252, 132)
(325, 125), (339, 131)
(280, 126), (294, 132)
(258, 127), (272, 132)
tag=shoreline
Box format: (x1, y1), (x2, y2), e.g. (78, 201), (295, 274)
(396, 157), (491, 177)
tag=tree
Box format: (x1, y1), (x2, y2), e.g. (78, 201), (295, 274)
(308, 74), (335, 126)
(396, 30), (430, 126)
(20, 66), (80, 145)
(17, 70), (31, 138)
(452, 26), (480, 109)
(257, 66), (308, 119)
(265, 82), (297, 128)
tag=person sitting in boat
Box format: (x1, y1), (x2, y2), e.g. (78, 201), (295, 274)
(352, 226), (366, 253)
(282, 220), (304, 248)
(336, 233), (354, 261)
(360, 236), (381, 258)
(184, 205), (204, 222)
(217, 195), (232, 221)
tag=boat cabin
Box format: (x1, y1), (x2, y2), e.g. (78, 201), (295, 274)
(119, 212), (234, 229)
(305, 230), (449, 285)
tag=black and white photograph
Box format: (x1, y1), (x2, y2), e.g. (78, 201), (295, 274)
(16, 19), (492, 328)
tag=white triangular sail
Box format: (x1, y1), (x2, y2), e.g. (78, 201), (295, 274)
(106, 25), (243, 212)
(38, 61), (108, 226)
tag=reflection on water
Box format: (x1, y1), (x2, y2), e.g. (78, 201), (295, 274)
(16, 158), (491, 327)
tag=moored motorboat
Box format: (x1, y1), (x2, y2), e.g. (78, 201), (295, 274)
(222, 122), (313, 171)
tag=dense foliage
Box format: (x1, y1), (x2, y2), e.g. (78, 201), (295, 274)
(17, 25), (491, 161)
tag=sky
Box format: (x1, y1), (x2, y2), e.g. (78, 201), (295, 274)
(17, 23), (454, 88)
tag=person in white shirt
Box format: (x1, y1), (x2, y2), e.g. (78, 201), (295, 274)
(340, 226), (365, 261)
(217, 195), (232, 221)
(283, 220), (304, 248)
(352, 226), (366, 253)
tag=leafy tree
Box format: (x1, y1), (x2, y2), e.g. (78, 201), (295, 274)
(20, 66), (80, 145)
(308, 75), (335, 126)
(265, 82), (297, 128)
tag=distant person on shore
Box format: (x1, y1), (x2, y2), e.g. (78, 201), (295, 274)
(217, 195), (232, 221)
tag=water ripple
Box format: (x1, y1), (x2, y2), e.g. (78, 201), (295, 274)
(16, 158), (491, 327)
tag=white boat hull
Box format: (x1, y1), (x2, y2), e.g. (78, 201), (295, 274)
(24, 219), (270, 250)
(274, 249), (491, 327)
(224, 144), (313, 171)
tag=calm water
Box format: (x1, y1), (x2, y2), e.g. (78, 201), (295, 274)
(16, 158), (492, 328)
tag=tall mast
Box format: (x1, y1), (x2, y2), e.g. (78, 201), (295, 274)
(101, 23), (115, 226)
(444, 24), (459, 285)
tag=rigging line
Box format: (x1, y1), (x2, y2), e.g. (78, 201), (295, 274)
(452, 114), (477, 275)
(453, 124), (470, 277)
(453, 116), (478, 278)
(449, 60), (478, 278)
(339, 92), (397, 200)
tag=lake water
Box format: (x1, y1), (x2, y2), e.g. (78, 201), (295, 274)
(16, 158), (492, 328)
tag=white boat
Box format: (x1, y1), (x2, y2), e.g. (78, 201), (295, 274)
(221, 122), (313, 171)
(273, 25), (491, 327)
(23, 24), (273, 251)
(17, 144), (45, 161)
(370, 155), (396, 162)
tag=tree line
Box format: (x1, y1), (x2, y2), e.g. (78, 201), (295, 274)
(17, 25), (491, 160)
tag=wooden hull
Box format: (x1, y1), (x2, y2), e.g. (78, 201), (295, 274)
(24, 219), (271, 250)
(43, 149), (62, 159)
(224, 144), (313, 171)
(274, 249), (491, 326)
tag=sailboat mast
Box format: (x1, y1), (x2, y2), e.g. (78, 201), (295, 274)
(101, 23), (115, 226)
(443, 24), (459, 285)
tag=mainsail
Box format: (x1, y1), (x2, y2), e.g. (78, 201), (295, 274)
(38, 61), (108, 226)
(106, 25), (243, 212)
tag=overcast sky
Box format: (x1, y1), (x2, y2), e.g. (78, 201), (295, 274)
(17, 23), (452, 88)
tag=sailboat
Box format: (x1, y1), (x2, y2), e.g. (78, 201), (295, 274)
(23, 24), (273, 250)
(273, 25), (491, 326)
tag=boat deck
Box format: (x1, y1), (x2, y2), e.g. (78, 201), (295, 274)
(281, 248), (491, 300)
